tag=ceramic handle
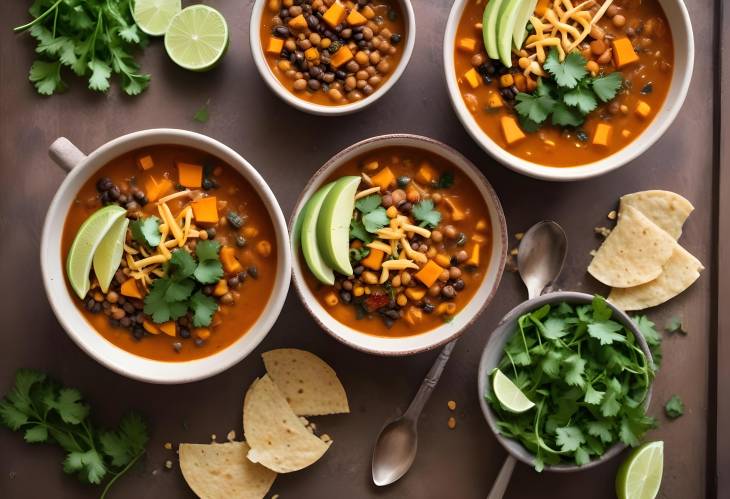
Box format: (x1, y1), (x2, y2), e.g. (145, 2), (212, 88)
(49, 137), (86, 173)
(404, 339), (457, 420)
(486, 455), (516, 499)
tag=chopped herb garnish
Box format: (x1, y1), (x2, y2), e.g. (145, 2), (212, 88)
(188, 290), (217, 328)
(349, 219), (372, 243)
(593, 72), (624, 102)
(193, 240), (224, 284)
(435, 172), (455, 189)
(193, 102), (210, 123)
(355, 194), (382, 214)
(349, 247), (370, 262)
(362, 207), (390, 233)
(226, 211), (246, 229)
(543, 50), (587, 89)
(665, 316), (686, 335)
(130, 216), (161, 248)
(328, 41), (342, 54)
(664, 395), (684, 419)
(412, 199), (442, 229)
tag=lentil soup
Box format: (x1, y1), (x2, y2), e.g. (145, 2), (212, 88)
(454, 0), (674, 167)
(260, 0), (407, 105)
(301, 146), (493, 337)
(61, 145), (278, 361)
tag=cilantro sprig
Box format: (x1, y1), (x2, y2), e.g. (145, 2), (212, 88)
(487, 296), (659, 471)
(0, 370), (148, 498)
(412, 199), (441, 229)
(353, 194), (390, 234)
(14, 0), (150, 96)
(130, 216), (161, 248)
(514, 49), (623, 130)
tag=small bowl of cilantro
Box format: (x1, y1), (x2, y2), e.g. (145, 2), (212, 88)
(478, 292), (657, 472)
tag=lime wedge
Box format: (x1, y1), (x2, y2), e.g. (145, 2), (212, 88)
(492, 368), (535, 413)
(93, 217), (129, 293)
(133, 0), (181, 36)
(616, 441), (664, 499)
(164, 5), (229, 71)
(66, 206), (127, 299)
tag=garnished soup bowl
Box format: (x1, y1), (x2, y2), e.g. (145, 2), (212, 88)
(41, 129), (291, 384)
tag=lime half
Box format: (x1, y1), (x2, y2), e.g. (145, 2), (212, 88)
(492, 368), (535, 413)
(616, 441), (664, 499)
(164, 5), (229, 71)
(66, 205), (127, 299)
(93, 217), (129, 293)
(133, 0), (181, 36)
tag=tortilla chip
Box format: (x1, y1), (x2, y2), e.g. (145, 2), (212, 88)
(608, 245), (704, 310)
(620, 190), (694, 239)
(179, 441), (276, 499)
(588, 205), (677, 288)
(262, 349), (349, 416)
(243, 375), (330, 473)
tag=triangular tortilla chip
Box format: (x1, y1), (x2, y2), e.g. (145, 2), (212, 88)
(608, 245), (704, 310)
(263, 349), (349, 416)
(179, 441), (276, 499)
(588, 205), (677, 287)
(620, 190), (694, 239)
(243, 375), (330, 473)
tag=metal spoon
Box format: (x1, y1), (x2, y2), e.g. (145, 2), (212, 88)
(487, 220), (567, 499)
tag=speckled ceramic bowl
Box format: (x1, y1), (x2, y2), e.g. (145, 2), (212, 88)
(290, 134), (508, 355)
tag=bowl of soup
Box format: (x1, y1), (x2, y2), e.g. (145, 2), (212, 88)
(290, 134), (508, 355)
(41, 129), (291, 383)
(444, 0), (694, 181)
(251, 0), (415, 115)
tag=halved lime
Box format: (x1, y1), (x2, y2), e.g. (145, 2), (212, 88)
(492, 368), (535, 413)
(66, 206), (127, 299)
(616, 441), (664, 499)
(133, 0), (181, 36)
(164, 5), (229, 71)
(93, 217), (129, 293)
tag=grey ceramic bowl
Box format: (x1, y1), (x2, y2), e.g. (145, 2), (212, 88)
(477, 291), (654, 472)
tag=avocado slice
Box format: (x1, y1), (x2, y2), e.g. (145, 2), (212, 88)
(316, 176), (360, 276)
(299, 182), (337, 285)
(512, 0), (538, 50)
(482, 0), (507, 61)
(497, 0), (523, 67)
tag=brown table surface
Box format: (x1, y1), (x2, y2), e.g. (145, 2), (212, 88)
(1, 1), (726, 498)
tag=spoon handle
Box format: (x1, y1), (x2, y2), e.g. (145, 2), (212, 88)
(486, 455), (516, 499)
(404, 339), (457, 420)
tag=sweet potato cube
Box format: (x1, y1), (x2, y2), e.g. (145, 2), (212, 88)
(121, 278), (143, 299)
(194, 328), (211, 340)
(467, 243), (480, 267)
(347, 9), (368, 26)
(220, 246), (243, 274)
(177, 162), (203, 188)
(330, 46), (353, 68)
(322, 1), (346, 28)
(266, 37), (284, 55)
(405, 287), (426, 301)
(457, 37), (477, 52)
(487, 92), (503, 109)
(288, 14), (308, 30)
(144, 176), (173, 202)
(414, 260), (445, 288)
(415, 162), (438, 184)
(137, 155), (154, 171)
(593, 123), (613, 147)
(361, 249), (385, 271)
(143, 320), (160, 335)
(191, 196), (219, 224)
(535, 0), (549, 16)
(500, 116), (526, 146)
(635, 100), (651, 119)
(370, 166), (396, 190)
(304, 47), (320, 61)
(611, 38), (639, 68)
(159, 321), (176, 337)
(463, 68), (480, 89)
(213, 279), (229, 297)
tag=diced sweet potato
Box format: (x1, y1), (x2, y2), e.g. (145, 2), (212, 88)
(288, 14), (308, 30)
(137, 155), (154, 171)
(191, 196), (219, 224)
(370, 166), (396, 190)
(487, 92), (503, 109)
(159, 321), (176, 337)
(266, 37), (284, 55)
(220, 246), (243, 274)
(535, 0), (549, 16)
(346, 9), (367, 26)
(213, 279), (229, 297)
(405, 288), (426, 301)
(121, 278), (143, 299)
(635, 100), (651, 119)
(144, 176), (173, 202)
(463, 68), (480, 89)
(304, 47), (319, 61)
(467, 244), (480, 267)
(330, 46), (354, 68)
(143, 320), (160, 334)
(361, 249), (384, 271)
(322, 1), (346, 27)
(177, 162), (203, 188)
(415, 162), (438, 184)
(499, 74), (514, 88)
(414, 260), (445, 288)
(593, 123), (613, 147)
(500, 116), (526, 146)
(194, 328), (211, 340)
(611, 38), (639, 68)
(457, 37), (477, 52)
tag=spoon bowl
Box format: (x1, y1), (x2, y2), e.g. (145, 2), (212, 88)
(371, 418), (418, 486)
(517, 221), (567, 299)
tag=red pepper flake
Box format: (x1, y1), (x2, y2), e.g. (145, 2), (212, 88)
(364, 293), (390, 312)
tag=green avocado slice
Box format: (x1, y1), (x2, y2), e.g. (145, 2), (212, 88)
(316, 176), (360, 276)
(299, 182), (337, 285)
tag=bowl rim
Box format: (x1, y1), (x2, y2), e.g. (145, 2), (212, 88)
(288, 133), (509, 355)
(40, 128), (292, 384)
(477, 291), (654, 472)
(442, 0), (695, 181)
(249, 0), (416, 116)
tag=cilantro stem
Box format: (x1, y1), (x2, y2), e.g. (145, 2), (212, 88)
(13, 0), (63, 32)
(99, 450), (144, 499)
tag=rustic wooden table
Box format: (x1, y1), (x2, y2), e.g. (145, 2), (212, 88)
(1, 1), (726, 498)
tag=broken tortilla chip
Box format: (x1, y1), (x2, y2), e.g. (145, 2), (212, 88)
(179, 441), (276, 499)
(263, 349), (349, 416)
(243, 375), (330, 473)
(620, 190), (694, 240)
(608, 245), (704, 311)
(588, 205), (677, 288)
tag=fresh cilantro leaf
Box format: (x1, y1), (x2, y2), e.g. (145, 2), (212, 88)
(349, 219), (372, 243)
(349, 247), (370, 262)
(543, 50), (587, 89)
(587, 320), (625, 345)
(194, 241), (224, 284)
(619, 408), (656, 447)
(600, 378), (623, 417)
(193, 102), (210, 123)
(189, 290), (218, 327)
(100, 413), (148, 467)
(664, 395), (684, 419)
(586, 420), (613, 443)
(49, 388), (89, 424)
(143, 279), (189, 323)
(88, 59), (112, 92)
(542, 317), (568, 339)
(169, 250), (196, 280)
(195, 240), (221, 262)
(563, 85), (598, 115)
(540, 350), (563, 378)
(64, 449), (107, 484)
(130, 217), (161, 248)
(29, 60), (66, 95)
(665, 316), (686, 335)
(551, 101), (584, 127)
(164, 278), (195, 302)
(574, 446), (590, 466)
(584, 383), (605, 405)
(563, 354), (586, 387)
(555, 426), (585, 452)
(592, 295), (613, 322)
(362, 207), (390, 233)
(355, 194), (382, 214)
(24, 424), (49, 443)
(515, 90), (556, 124)
(436, 172), (454, 188)
(518, 116), (541, 133)
(411, 199), (442, 229)
(592, 72), (623, 102)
